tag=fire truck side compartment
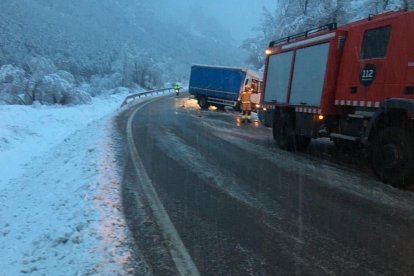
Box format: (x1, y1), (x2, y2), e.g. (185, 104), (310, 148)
(289, 43), (330, 106)
(264, 51), (293, 103)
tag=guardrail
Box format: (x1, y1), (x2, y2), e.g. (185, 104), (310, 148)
(120, 88), (175, 107)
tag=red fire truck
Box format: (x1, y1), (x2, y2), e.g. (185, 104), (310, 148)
(260, 10), (414, 187)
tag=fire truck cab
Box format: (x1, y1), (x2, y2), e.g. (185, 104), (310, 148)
(260, 10), (414, 187)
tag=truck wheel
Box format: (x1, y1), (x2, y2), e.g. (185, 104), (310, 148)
(273, 118), (294, 151)
(273, 116), (310, 152)
(215, 104), (226, 111)
(295, 135), (311, 152)
(198, 96), (210, 109)
(371, 127), (414, 187)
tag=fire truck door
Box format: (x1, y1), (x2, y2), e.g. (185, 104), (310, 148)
(352, 25), (391, 104)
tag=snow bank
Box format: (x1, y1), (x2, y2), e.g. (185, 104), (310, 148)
(0, 91), (151, 275)
(0, 94), (125, 181)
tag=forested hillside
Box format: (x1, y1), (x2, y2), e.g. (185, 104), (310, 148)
(0, 0), (244, 104)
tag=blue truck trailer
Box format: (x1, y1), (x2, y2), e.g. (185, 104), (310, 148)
(189, 64), (262, 110)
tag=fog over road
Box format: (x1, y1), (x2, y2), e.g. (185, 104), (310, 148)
(119, 94), (414, 275)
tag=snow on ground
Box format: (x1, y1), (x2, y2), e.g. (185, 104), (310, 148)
(0, 92), (155, 275)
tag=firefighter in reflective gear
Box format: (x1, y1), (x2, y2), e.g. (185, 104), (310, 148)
(173, 82), (182, 91)
(239, 85), (253, 123)
(173, 82), (182, 96)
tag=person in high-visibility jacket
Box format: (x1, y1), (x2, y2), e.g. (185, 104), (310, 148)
(173, 82), (182, 97)
(173, 82), (182, 91)
(239, 85), (253, 123)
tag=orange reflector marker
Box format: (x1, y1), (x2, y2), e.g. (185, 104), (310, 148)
(265, 48), (272, 55)
(318, 115), (324, 120)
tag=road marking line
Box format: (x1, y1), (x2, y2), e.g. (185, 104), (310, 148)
(126, 98), (200, 276)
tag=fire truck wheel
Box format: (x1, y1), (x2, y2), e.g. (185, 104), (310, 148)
(273, 118), (294, 150)
(295, 135), (311, 151)
(371, 127), (414, 187)
(198, 96), (210, 109)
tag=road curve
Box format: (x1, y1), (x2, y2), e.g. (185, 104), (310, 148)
(120, 94), (414, 275)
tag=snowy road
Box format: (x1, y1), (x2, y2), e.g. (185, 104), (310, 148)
(121, 94), (414, 275)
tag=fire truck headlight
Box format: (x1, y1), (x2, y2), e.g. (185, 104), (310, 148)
(265, 48), (272, 55)
(318, 115), (324, 120)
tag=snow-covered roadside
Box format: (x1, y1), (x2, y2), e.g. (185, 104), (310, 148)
(0, 93), (151, 275)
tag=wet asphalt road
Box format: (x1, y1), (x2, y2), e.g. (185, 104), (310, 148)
(121, 94), (414, 275)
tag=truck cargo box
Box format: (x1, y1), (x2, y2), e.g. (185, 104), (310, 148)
(189, 64), (262, 110)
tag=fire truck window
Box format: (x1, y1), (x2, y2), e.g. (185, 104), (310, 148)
(264, 51), (293, 103)
(251, 80), (259, 93)
(290, 43), (330, 106)
(361, 26), (391, 59)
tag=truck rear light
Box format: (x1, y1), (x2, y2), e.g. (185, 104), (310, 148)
(318, 115), (324, 120)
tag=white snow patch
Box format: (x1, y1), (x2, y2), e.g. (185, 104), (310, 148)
(0, 94), (123, 183)
(0, 92), (156, 275)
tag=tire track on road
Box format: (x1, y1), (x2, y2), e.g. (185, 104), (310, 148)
(126, 98), (200, 276)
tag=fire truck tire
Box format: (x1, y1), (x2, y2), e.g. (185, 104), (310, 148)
(295, 135), (311, 151)
(371, 127), (414, 187)
(273, 118), (295, 150)
(198, 96), (210, 109)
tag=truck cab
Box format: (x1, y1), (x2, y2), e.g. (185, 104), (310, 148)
(243, 71), (263, 110)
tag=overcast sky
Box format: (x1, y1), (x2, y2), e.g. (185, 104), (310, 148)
(196, 0), (277, 41)
(168, 0), (277, 42)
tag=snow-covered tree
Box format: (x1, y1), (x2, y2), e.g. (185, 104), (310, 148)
(401, 0), (414, 9)
(0, 65), (28, 105)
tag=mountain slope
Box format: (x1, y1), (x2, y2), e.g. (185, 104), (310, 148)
(0, 0), (246, 89)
